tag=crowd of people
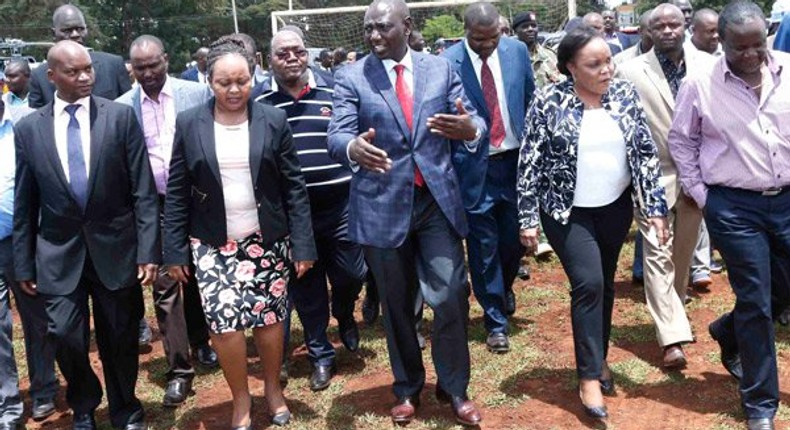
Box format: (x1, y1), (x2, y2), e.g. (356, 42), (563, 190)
(1, 0), (790, 429)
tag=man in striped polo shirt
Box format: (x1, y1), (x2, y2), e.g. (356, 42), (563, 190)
(253, 30), (366, 392)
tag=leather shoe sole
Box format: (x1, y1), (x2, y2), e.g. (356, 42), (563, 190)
(391, 397), (419, 424)
(486, 332), (509, 354)
(309, 364), (336, 391)
(32, 400), (56, 421)
(708, 323), (743, 380)
(162, 378), (193, 407)
(747, 418), (775, 430)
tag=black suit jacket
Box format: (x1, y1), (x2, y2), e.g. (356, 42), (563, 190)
(163, 99), (317, 266)
(28, 51), (132, 109)
(13, 97), (160, 295)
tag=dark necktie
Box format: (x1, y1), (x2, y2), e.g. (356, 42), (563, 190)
(65, 104), (88, 210)
(394, 64), (424, 187)
(481, 57), (505, 148)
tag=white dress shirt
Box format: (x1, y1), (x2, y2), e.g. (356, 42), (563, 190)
(463, 41), (519, 153)
(53, 94), (91, 182)
(214, 121), (260, 240)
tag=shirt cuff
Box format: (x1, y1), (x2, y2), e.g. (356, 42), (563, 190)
(346, 138), (360, 173)
(688, 183), (708, 209)
(463, 127), (482, 153)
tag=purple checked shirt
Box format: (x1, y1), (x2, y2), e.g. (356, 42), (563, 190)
(668, 51), (790, 208)
(140, 79), (176, 195)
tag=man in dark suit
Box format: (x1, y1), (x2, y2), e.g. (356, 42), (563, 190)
(116, 34), (216, 408)
(179, 47), (209, 83)
(327, 0), (486, 425)
(13, 41), (160, 430)
(443, 2), (535, 354)
(28, 4), (131, 109)
(583, 12), (624, 55)
(603, 10), (635, 50)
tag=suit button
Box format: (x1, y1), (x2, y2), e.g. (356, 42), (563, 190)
(257, 203), (261, 208)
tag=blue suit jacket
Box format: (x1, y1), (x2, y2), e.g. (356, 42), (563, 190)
(115, 77), (213, 125)
(443, 38), (535, 209)
(327, 51), (486, 248)
(180, 66), (200, 82)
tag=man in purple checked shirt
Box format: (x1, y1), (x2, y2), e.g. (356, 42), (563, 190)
(668, 2), (790, 429)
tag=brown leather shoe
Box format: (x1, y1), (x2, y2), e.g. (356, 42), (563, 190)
(391, 396), (419, 424)
(451, 398), (482, 426)
(663, 344), (687, 368)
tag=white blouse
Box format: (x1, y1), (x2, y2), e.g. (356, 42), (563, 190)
(573, 108), (631, 208)
(214, 121), (260, 240)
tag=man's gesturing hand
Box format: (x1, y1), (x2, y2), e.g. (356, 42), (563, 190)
(349, 128), (392, 173)
(426, 98), (478, 141)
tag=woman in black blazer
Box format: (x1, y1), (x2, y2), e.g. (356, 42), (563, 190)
(163, 39), (316, 429)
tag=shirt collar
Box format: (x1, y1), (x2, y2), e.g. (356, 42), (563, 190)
(463, 39), (499, 64)
(381, 49), (414, 74)
(141, 75), (173, 103)
(53, 93), (90, 116)
(655, 49), (685, 70)
(8, 92), (28, 105)
(720, 51), (783, 81)
(271, 68), (317, 93)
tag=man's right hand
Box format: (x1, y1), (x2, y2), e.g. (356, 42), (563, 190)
(19, 281), (37, 296)
(348, 128), (392, 173)
(167, 265), (190, 284)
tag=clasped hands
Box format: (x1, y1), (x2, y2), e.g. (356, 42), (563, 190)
(349, 98), (477, 173)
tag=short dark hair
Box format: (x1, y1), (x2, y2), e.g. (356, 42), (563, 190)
(718, 1), (765, 39)
(557, 26), (600, 77)
(4, 58), (31, 76)
(206, 38), (254, 82)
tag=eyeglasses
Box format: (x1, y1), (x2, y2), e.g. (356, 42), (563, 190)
(274, 49), (308, 60)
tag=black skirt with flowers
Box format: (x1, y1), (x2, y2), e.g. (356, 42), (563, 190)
(190, 231), (290, 334)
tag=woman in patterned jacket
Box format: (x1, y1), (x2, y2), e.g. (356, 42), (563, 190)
(517, 26), (669, 421)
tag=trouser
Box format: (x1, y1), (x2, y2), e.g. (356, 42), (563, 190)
(466, 150), (524, 334)
(289, 208), (365, 366)
(42, 256), (145, 428)
(541, 191), (632, 379)
(704, 186), (790, 419)
(690, 220), (713, 283)
(0, 238), (23, 425)
(635, 196), (699, 346)
(364, 187), (470, 398)
(633, 231), (644, 279)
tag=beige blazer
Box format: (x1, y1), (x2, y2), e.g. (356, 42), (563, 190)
(617, 48), (716, 208)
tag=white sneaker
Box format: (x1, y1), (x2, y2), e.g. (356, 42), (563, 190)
(536, 243), (553, 257)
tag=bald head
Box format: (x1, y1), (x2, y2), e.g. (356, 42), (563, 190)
(464, 2), (500, 28)
(47, 41), (94, 103)
(651, 3), (685, 26)
(583, 12), (605, 34)
(279, 25), (305, 40)
(52, 4), (87, 44)
(650, 4), (686, 55)
(130, 35), (165, 57)
(270, 30), (304, 54)
(364, 0), (412, 61)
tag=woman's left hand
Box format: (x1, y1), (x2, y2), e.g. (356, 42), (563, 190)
(647, 217), (670, 246)
(295, 260), (315, 279)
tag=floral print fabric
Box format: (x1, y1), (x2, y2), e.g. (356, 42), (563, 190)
(190, 232), (290, 334)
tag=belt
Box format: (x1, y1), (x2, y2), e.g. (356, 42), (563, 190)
(488, 149), (518, 161)
(715, 185), (790, 197)
(761, 188), (786, 197)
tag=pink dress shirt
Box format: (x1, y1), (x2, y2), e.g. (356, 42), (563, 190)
(141, 79), (176, 195)
(668, 51), (790, 208)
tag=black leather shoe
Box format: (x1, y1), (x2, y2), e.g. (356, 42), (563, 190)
(73, 412), (97, 430)
(391, 396), (419, 424)
(271, 410), (291, 426)
(599, 377), (615, 396)
(778, 306), (790, 326)
(708, 320), (743, 380)
(486, 332), (509, 353)
(138, 318), (152, 346)
(505, 288), (516, 316)
(193, 343), (219, 368)
(747, 418), (775, 430)
(578, 389), (608, 420)
(338, 318), (360, 352)
(517, 265), (531, 281)
(124, 422), (146, 430)
(32, 397), (56, 420)
(362, 294), (379, 325)
(310, 363), (336, 391)
(435, 387), (481, 425)
(162, 378), (192, 407)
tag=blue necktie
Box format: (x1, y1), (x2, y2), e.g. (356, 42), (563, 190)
(65, 104), (88, 210)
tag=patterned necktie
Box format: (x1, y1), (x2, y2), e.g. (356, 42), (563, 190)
(481, 57), (506, 148)
(65, 104), (88, 210)
(394, 64), (424, 187)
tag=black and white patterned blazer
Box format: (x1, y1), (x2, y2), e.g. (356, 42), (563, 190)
(517, 78), (668, 229)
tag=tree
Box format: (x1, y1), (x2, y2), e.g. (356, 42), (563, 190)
(422, 14), (464, 44)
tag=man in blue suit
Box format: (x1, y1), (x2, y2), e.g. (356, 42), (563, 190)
(327, 0), (486, 425)
(443, 2), (535, 354)
(179, 47), (209, 84)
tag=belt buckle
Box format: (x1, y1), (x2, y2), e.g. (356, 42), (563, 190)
(762, 188), (782, 196)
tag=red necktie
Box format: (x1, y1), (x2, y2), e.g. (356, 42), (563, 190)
(394, 64), (424, 187)
(481, 57), (505, 148)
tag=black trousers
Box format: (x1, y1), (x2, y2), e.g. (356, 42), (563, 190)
(541, 191), (632, 379)
(364, 187), (470, 398)
(42, 256), (144, 428)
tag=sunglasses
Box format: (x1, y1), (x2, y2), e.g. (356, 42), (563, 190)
(274, 49), (308, 60)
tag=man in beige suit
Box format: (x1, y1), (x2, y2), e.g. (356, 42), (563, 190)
(617, 3), (716, 368)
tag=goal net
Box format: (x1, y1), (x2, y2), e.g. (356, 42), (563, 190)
(271, 0), (573, 54)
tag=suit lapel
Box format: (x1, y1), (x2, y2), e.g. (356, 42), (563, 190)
(248, 103), (265, 184)
(498, 42), (518, 126)
(458, 50), (487, 118)
(197, 102), (222, 183)
(87, 97), (107, 203)
(39, 105), (72, 196)
(365, 56), (410, 140)
(644, 51), (675, 110)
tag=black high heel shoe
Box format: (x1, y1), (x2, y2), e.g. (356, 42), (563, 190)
(599, 376), (615, 396)
(579, 386), (608, 419)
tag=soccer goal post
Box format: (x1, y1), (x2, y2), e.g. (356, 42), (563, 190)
(271, 0), (574, 53)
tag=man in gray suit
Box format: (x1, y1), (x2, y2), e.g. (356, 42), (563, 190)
(116, 35), (216, 407)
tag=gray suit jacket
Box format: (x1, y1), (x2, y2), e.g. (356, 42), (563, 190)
(115, 77), (212, 125)
(617, 48), (716, 208)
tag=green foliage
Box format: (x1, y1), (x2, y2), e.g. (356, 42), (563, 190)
(421, 14), (464, 44)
